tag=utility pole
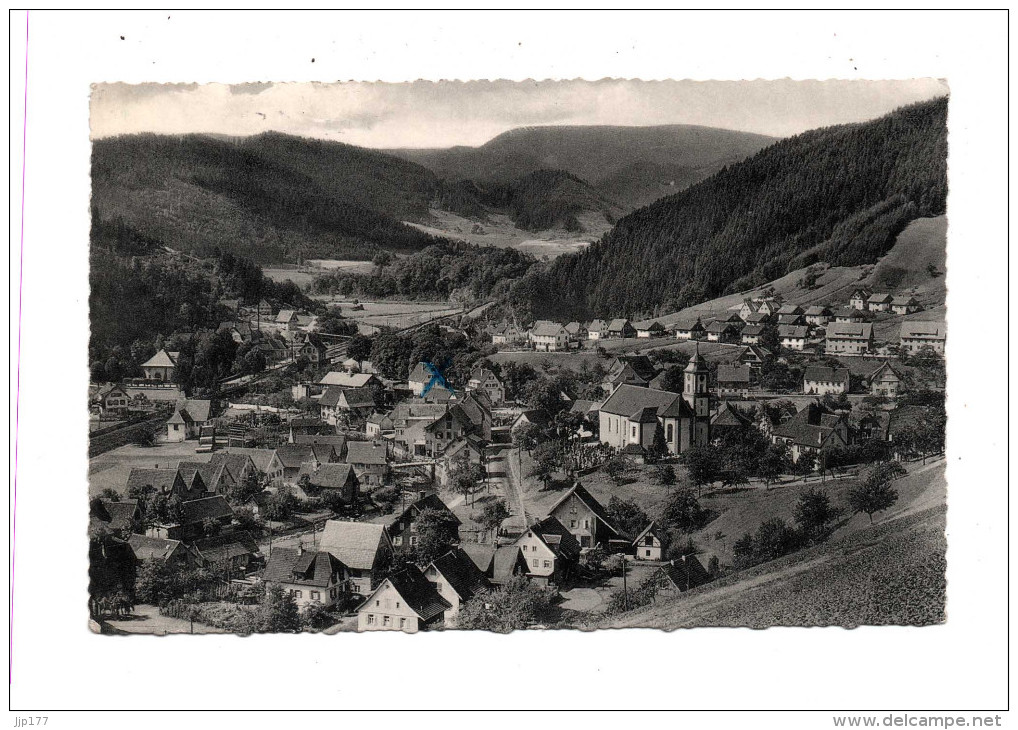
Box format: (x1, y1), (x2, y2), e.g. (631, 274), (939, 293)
(622, 554), (629, 611)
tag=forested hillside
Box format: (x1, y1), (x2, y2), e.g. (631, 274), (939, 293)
(388, 124), (775, 209)
(437, 169), (624, 232)
(516, 98), (948, 321)
(91, 133), (448, 263)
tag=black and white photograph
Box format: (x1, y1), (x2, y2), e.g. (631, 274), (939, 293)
(85, 77), (949, 635)
(8, 8), (1008, 723)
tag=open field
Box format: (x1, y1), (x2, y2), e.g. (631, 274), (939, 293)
(320, 299), (462, 333)
(261, 268), (320, 287)
(405, 208), (608, 260)
(306, 259), (376, 274)
(88, 438), (213, 497)
(488, 350), (605, 373)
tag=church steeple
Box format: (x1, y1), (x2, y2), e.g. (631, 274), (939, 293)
(683, 342), (711, 446)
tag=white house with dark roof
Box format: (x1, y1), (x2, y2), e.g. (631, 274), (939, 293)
(357, 565), (450, 633)
(587, 319), (610, 340)
(633, 522), (666, 561)
(867, 293), (894, 312)
(803, 366), (850, 395)
(263, 545), (348, 609)
(141, 349), (178, 381)
(891, 296), (923, 315)
(530, 321), (569, 351)
(825, 322), (874, 355)
(546, 482), (620, 549)
(778, 324), (809, 351)
(900, 321), (947, 355)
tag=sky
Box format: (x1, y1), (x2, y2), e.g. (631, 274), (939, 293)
(90, 78), (948, 149)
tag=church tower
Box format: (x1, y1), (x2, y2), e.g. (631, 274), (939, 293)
(682, 343), (711, 446)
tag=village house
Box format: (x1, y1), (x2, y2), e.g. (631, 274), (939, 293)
(825, 322), (874, 355)
(357, 565), (450, 633)
(586, 319), (610, 340)
(127, 534), (200, 569)
(740, 324), (765, 345)
(166, 399), (213, 442)
(603, 355), (659, 393)
(344, 441), (389, 487)
(511, 409), (553, 435)
(803, 366), (850, 395)
(205, 453), (257, 488)
(319, 520), (394, 596)
(834, 307), (866, 324)
(546, 482), (620, 549)
(632, 522), (666, 561)
(299, 462), (360, 506)
(491, 322), (527, 346)
(867, 293), (895, 312)
(266, 444), (336, 485)
(743, 311), (772, 326)
(145, 494), (234, 544)
(98, 384), (132, 414)
(366, 412), (395, 438)
(777, 312), (806, 326)
(215, 448), (276, 478)
(92, 498), (141, 536)
(710, 401), (756, 441)
(424, 548), (490, 627)
(717, 364), (752, 397)
(778, 324), (809, 351)
(672, 319), (706, 341)
(738, 300), (760, 321)
(298, 333), (329, 367)
(804, 305), (833, 326)
(420, 405), (475, 458)
(193, 531), (260, 577)
(891, 295), (923, 316)
(530, 321), (570, 351)
(900, 321), (947, 355)
(375, 493), (460, 550)
(178, 461), (236, 496)
(408, 362), (437, 396)
(850, 288), (872, 311)
(636, 321), (667, 338)
(218, 320), (254, 344)
(466, 367), (505, 405)
(513, 516), (582, 585)
(263, 545), (348, 610)
(705, 320), (739, 343)
(656, 556), (711, 594)
(564, 321), (588, 343)
(868, 361), (905, 398)
(125, 466), (209, 504)
(140, 349), (179, 381)
(459, 544), (530, 585)
(770, 403), (850, 463)
(735, 344), (772, 372)
(319, 387), (375, 425)
(607, 319), (637, 340)
(256, 299), (273, 317)
(319, 371), (381, 390)
(777, 303), (804, 318)
(293, 433), (348, 457)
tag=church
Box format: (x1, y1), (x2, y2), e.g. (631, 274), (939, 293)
(598, 347), (711, 455)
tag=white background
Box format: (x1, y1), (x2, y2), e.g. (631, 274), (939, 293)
(5, 8), (1011, 725)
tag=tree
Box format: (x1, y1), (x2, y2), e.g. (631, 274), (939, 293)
(753, 518), (801, 562)
(793, 488), (841, 543)
(99, 488), (120, 502)
(457, 575), (554, 632)
(648, 423), (669, 462)
(346, 333), (373, 363)
(413, 507), (460, 564)
(530, 441), (560, 489)
(605, 456), (628, 486)
(848, 462), (906, 523)
(759, 322), (781, 354)
(606, 496), (651, 540)
(656, 366), (685, 394)
(259, 584), (302, 633)
(474, 500), (511, 538)
(680, 446), (719, 495)
(757, 444), (790, 487)
(654, 464), (677, 486)
(512, 422), (542, 453)
(663, 489), (713, 533)
(262, 486), (298, 522)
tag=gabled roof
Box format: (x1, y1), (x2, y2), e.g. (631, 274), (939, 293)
(660, 556), (711, 591)
(532, 321), (566, 337)
(184, 399), (212, 422)
(125, 468), (178, 493)
(826, 322), (874, 339)
(632, 521), (664, 547)
(318, 372), (377, 388)
(340, 387), (376, 409)
(193, 531), (259, 564)
(515, 409), (553, 428)
(636, 321), (665, 332)
(219, 448), (275, 473)
(743, 312), (771, 324)
(128, 534), (186, 562)
(308, 463), (358, 490)
(523, 516), (582, 562)
(607, 355), (658, 383)
(208, 452), (257, 478)
(673, 318), (705, 331)
(804, 305), (832, 316)
(588, 319), (609, 331)
(98, 499), (140, 532)
(167, 408), (193, 425)
(740, 324), (765, 336)
(777, 324), (809, 338)
(705, 319), (736, 333)
(320, 520), (390, 571)
(600, 384), (681, 418)
(293, 433), (347, 451)
(344, 441), (388, 466)
(569, 399), (599, 415)
(900, 321), (947, 339)
(141, 349), (177, 368)
(275, 309), (297, 323)
(869, 361), (902, 382)
(180, 495), (234, 525)
(834, 307), (863, 319)
(711, 402), (755, 429)
(867, 292), (894, 303)
(366, 566), (451, 622)
(546, 482), (620, 537)
(777, 303), (804, 315)
(717, 364), (751, 384)
(490, 546), (528, 584)
(408, 362), (432, 383)
(428, 548), (490, 602)
(378, 493), (461, 532)
(803, 366), (850, 386)
(178, 461), (233, 492)
(263, 547), (344, 588)
(892, 295), (919, 305)
(772, 403), (846, 448)
(564, 321), (587, 334)
(273, 444), (317, 469)
(607, 318), (632, 331)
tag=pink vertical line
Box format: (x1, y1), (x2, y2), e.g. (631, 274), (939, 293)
(11, 9), (29, 686)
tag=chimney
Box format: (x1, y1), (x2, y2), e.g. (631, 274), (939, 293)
(296, 542), (304, 557)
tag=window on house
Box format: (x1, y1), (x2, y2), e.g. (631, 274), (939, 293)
(410, 536), (417, 546)
(532, 559), (539, 567)
(375, 600), (380, 607)
(310, 591), (320, 601)
(367, 614), (375, 625)
(645, 549), (652, 557)
(570, 520), (576, 528)
(543, 560), (551, 569)
(351, 583), (360, 593)
(382, 616), (391, 627)
(399, 618), (407, 629)
(584, 520), (590, 529)
(293, 590), (302, 599)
